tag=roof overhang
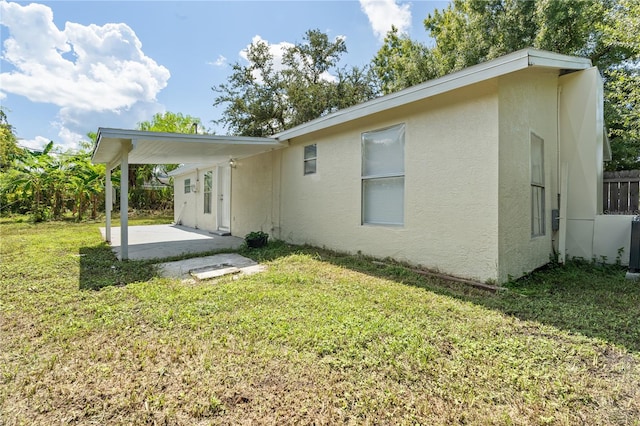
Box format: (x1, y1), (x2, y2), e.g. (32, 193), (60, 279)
(92, 128), (287, 168)
(275, 48), (593, 140)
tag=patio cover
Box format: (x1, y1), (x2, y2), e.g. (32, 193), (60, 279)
(91, 128), (287, 260)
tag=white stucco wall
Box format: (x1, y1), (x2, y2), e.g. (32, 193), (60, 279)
(229, 151), (281, 238)
(558, 67), (605, 260)
(172, 166), (217, 231)
(278, 82), (501, 283)
(593, 215), (635, 265)
(497, 69), (560, 282)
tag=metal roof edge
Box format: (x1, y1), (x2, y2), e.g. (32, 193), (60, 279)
(274, 48), (593, 141)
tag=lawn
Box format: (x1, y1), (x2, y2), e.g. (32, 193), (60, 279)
(1, 218), (639, 425)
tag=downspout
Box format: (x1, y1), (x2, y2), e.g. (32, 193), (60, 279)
(195, 168), (199, 229)
(557, 86), (562, 200)
(553, 85), (562, 256)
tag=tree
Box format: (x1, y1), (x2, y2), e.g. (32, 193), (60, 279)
(9, 141), (56, 221)
(373, 26), (436, 95)
(373, 0), (640, 169)
(124, 111), (204, 211)
(0, 108), (23, 171)
(213, 29), (379, 136)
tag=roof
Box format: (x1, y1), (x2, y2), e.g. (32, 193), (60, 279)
(92, 128), (287, 167)
(92, 49), (594, 168)
(274, 48), (592, 140)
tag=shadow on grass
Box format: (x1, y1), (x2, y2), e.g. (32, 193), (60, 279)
(240, 241), (640, 354)
(79, 244), (157, 290)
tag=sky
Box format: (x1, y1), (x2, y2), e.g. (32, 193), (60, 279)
(0, 0), (447, 152)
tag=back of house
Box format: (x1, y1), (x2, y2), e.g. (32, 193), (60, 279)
(169, 49), (611, 283)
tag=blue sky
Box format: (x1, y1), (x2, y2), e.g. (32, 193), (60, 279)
(0, 0), (446, 151)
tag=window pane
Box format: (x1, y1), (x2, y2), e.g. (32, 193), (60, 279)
(363, 177), (404, 225)
(184, 178), (191, 193)
(204, 172), (212, 214)
(304, 144), (317, 160)
(204, 172), (212, 192)
(531, 133), (544, 185)
(531, 186), (545, 236)
(304, 159), (316, 175)
(362, 124), (405, 176)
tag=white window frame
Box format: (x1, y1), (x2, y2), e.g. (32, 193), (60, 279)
(361, 124), (405, 226)
(304, 144), (317, 175)
(184, 178), (191, 194)
(531, 132), (545, 237)
(203, 171), (213, 214)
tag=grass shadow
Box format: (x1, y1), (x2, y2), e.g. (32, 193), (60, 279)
(240, 241), (640, 354)
(79, 243), (158, 290)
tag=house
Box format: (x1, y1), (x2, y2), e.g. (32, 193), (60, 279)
(93, 48), (618, 284)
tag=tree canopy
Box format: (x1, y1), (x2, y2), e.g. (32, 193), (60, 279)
(213, 29), (379, 137)
(0, 108), (23, 171)
(373, 0), (640, 170)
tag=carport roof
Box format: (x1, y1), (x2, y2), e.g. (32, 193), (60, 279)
(92, 128), (287, 167)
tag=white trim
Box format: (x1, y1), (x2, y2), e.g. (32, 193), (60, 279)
(92, 128), (287, 165)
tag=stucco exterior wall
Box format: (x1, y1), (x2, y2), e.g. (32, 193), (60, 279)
(593, 215), (634, 265)
(230, 151), (280, 238)
(279, 82), (501, 283)
(497, 69), (560, 282)
(558, 67), (605, 260)
(172, 167), (217, 232)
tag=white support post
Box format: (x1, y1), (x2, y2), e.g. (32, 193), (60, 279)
(105, 168), (112, 243)
(120, 151), (129, 260)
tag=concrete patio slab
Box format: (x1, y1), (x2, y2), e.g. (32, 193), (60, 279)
(155, 253), (267, 282)
(100, 224), (244, 260)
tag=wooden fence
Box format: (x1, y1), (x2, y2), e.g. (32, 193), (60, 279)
(603, 170), (640, 215)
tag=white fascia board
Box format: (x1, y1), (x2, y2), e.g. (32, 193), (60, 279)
(96, 128), (280, 146)
(92, 128), (288, 165)
(527, 49), (592, 69)
(275, 49), (593, 141)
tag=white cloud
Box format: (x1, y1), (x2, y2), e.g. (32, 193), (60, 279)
(54, 124), (86, 150)
(18, 135), (50, 151)
(208, 55), (227, 67)
(0, 0), (170, 149)
(359, 0), (412, 41)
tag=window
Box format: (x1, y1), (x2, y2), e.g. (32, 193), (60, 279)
(304, 144), (317, 175)
(203, 171), (212, 214)
(184, 178), (191, 194)
(361, 124), (405, 225)
(531, 133), (545, 237)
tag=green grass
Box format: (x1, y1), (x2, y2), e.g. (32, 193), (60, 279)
(1, 219), (639, 425)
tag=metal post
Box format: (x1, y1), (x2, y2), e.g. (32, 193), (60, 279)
(120, 151), (129, 260)
(105, 168), (112, 243)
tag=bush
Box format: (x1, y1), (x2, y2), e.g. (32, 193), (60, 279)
(245, 231), (269, 248)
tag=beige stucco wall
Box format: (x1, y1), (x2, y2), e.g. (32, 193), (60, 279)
(172, 167), (217, 232)
(558, 67), (605, 260)
(497, 69), (560, 282)
(278, 81), (501, 283)
(230, 151), (281, 238)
